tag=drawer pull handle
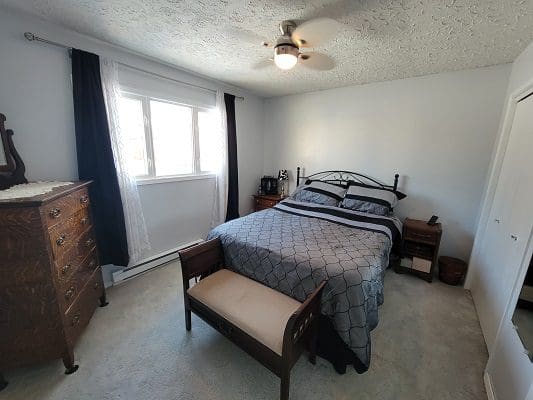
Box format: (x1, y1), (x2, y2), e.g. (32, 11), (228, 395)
(61, 264), (71, 275)
(495, 219), (500, 224)
(85, 238), (94, 247)
(49, 208), (62, 219)
(88, 259), (96, 268)
(511, 235), (518, 241)
(65, 287), (75, 301)
(56, 235), (66, 246)
(80, 195), (89, 204)
(411, 232), (432, 239)
(72, 314), (80, 326)
(94, 282), (99, 290)
(80, 217), (89, 225)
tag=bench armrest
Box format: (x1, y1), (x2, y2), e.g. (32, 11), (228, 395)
(178, 238), (224, 286)
(282, 281), (326, 359)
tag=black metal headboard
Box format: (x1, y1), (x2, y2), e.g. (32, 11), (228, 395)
(296, 167), (399, 191)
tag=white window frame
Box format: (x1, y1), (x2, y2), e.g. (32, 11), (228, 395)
(120, 91), (216, 185)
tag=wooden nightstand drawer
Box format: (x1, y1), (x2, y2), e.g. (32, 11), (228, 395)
(253, 194), (286, 212)
(256, 199), (277, 208)
(403, 230), (439, 245)
(403, 241), (434, 259)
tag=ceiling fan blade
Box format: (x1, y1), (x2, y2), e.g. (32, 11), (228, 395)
(224, 26), (272, 47)
(299, 52), (335, 71)
(292, 18), (341, 48)
(252, 58), (274, 70)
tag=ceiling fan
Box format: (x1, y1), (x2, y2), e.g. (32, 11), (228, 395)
(256, 18), (341, 71)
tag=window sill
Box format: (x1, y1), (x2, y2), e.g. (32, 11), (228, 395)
(136, 174), (216, 186)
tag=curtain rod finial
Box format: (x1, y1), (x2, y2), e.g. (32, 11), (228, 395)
(24, 32), (35, 41)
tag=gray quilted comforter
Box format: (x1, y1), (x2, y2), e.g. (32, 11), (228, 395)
(207, 199), (402, 368)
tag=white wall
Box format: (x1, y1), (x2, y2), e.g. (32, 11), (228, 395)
(263, 65), (511, 261)
(0, 8), (264, 262)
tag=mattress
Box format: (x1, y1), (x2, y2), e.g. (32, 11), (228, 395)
(207, 198), (402, 369)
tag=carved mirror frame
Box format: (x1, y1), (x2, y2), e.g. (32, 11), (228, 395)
(0, 113), (27, 190)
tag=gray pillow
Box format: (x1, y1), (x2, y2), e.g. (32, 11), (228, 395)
(291, 181), (346, 207)
(341, 184), (401, 216)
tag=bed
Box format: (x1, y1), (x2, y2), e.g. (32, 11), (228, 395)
(207, 168), (403, 373)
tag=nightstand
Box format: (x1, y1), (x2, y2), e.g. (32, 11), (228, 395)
(253, 194), (286, 211)
(395, 218), (442, 282)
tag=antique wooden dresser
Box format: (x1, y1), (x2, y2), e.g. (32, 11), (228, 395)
(0, 181), (107, 389)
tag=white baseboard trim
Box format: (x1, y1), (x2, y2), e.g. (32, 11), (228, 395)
(484, 371), (496, 400)
(111, 239), (203, 285)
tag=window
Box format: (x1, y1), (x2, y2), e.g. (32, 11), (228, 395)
(118, 92), (219, 181)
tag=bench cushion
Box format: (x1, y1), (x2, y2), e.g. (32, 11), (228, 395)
(187, 269), (301, 355)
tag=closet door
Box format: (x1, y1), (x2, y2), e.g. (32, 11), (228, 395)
(473, 202), (514, 349)
(471, 93), (533, 351)
(526, 383), (533, 400)
(488, 94), (533, 400)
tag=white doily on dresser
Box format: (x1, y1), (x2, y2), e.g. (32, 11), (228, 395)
(0, 181), (74, 200)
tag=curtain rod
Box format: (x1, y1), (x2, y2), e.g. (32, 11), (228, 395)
(23, 32), (245, 101)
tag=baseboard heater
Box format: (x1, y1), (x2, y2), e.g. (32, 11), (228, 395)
(112, 239), (204, 285)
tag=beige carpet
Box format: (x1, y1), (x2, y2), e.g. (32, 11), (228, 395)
(1, 263), (488, 400)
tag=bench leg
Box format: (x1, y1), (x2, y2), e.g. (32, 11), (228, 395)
(280, 369), (290, 400)
(309, 332), (318, 365)
(99, 292), (109, 307)
(0, 372), (7, 391)
(185, 308), (191, 331)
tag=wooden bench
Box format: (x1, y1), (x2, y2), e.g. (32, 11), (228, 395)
(178, 238), (326, 400)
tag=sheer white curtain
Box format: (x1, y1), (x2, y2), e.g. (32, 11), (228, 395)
(100, 58), (151, 265)
(211, 90), (228, 227)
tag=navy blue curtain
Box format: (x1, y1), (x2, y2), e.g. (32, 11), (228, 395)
(71, 49), (129, 266)
(224, 93), (239, 221)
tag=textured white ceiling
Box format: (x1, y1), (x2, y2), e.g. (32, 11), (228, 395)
(3, 0), (533, 97)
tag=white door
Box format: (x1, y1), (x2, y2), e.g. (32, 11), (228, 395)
(484, 93), (533, 400)
(526, 383), (533, 400)
(488, 233), (533, 400)
(470, 93), (533, 351)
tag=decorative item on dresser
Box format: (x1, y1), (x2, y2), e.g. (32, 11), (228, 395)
(278, 169), (289, 197)
(253, 193), (287, 212)
(0, 113), (27, 190)
(0, 181), (107, 390)
(260, 176), (279, 195)
(395, 218), (443, 282)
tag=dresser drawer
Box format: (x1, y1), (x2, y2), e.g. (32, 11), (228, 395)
(42, 187), (90, 230)
(55, 237), (97, 284)
(49, 209), (93, 260)
(58, 251), (99, 312)
(64, 268), (104, 344)
(63, 229), (97, 267)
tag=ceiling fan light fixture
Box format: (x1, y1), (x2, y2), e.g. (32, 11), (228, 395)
(274, 44), (298, 70)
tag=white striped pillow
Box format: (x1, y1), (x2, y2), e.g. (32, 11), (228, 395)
(291, 181), (347, 207)
(341, 184), (401, 215)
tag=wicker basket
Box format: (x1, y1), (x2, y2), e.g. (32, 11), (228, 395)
(438, 256), (468, 285)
